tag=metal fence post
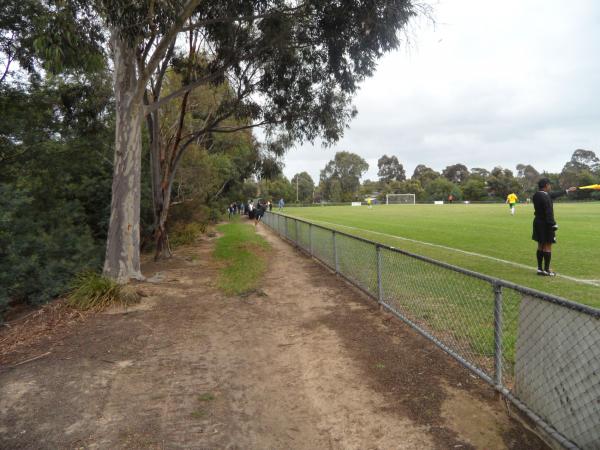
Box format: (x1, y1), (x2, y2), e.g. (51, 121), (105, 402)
(493, 282), (503, 388)
(294, 219), (299, 246)
(285, 216), (288, 238)
(376, 245), (383, 305)
(309, 223), (313, 256)
(332, 231), (339, 273)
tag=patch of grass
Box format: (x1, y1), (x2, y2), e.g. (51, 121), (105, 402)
(375, 362), (386, 369)
(170, 222), (207, 248)
(285, 204), (600, 306)
(198, 393), (215, 402)
(190, 410), (206, 419)
(213, 220), (270, 296)
(66, 272), (140, 311)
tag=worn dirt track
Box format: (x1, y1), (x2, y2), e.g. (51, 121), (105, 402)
(0, 223), (547, 449)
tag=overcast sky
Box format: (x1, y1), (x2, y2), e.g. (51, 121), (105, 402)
(280, 0), (600, 182)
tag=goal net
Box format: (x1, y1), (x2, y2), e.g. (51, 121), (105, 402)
(386, 193), (416, 205)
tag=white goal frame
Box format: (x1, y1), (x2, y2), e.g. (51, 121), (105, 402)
(386, 193), (416, 205)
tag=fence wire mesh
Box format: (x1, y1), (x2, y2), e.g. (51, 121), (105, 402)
(379, 247), (498, 378)
(262, 212), (599, 449)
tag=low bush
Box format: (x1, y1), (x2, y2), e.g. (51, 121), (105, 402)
(66, 272), (140, 311)
(170, 222), (207, 248)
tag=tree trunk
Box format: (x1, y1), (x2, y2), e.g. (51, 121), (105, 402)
(103, 32), (144, 282)
(154, 182), (173, 260)
(152, 91), (190, 260)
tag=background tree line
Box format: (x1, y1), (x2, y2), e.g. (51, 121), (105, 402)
(312, 149), (600, 203)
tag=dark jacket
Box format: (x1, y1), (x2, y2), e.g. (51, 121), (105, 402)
(532, 190), (566, 226)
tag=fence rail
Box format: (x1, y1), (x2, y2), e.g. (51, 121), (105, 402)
(262, 211), (600, 450)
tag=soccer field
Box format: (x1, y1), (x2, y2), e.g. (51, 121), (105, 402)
(283, 203), (600, 307)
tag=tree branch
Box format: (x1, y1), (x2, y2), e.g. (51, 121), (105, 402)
(0, 52), (14, 85)
(144, 70), (225, 114)
(141, 0), (203, 89)
(210, 121), (270, 133)
(180, 5), (307, 32)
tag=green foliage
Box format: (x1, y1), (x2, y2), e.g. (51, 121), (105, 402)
(0, 184), (100, 320)
(170, 223), (207, 248)
(378, 155), (406, 183)
(290, 172), (315, 203)
(426, 177), (461, 201)
(320, 151), (369, 202)
(462, 178), (488, 201)
(442, 164), (470, 184)
(1, 0), (105, 79)
(411, 164), (440, 189)
(0, 72), (120, 319)
(213, 221), (270, 296)
(259, 176), (294, 203)
(67, 272), (139, 311)
(486, 167), (521, 199)
(378, 179), (425, 202)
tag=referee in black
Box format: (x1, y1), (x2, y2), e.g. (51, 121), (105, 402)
(532, 178), (576, 276)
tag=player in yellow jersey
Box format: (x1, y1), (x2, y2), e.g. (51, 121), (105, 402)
(367, 197), (372, 209)
(506, 192), (518, 216)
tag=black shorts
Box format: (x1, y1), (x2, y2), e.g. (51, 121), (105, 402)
(532, 219), (555, 244)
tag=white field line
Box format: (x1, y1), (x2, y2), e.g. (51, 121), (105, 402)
(309, 219), (600, 287)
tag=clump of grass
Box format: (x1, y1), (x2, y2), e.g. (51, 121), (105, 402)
(66, 272), (140, 311)
(198, 393), (215, 402)
(170, 222), (207, 248)
(213, 222), (270, 295)
(190, 410), (206, 419)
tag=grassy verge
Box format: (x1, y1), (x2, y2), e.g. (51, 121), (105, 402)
(213, 220), (270, 295)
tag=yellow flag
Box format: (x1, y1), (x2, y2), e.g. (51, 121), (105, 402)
(578, 184), (600, 190)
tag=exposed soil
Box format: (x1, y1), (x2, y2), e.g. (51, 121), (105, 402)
(0, 224), (548, 449)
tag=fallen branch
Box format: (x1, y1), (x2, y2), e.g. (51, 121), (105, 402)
(3, 351), (51, 369)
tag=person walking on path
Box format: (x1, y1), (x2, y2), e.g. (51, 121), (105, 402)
(532, 178), (576, 276)
(254, 201), (266, 226)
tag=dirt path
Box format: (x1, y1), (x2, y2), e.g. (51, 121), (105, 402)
(0, 224), (547, 449)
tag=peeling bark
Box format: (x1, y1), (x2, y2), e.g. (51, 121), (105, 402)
(103, 31), (144, 282)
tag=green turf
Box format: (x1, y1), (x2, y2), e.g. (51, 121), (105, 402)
(266, 204), (600, 382)
(282, 203), (600, 308)
(214, 220), (270, 296)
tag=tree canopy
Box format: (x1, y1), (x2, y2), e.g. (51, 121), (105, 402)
(377, 155), (406, 183)
(319, 151), (369, 202)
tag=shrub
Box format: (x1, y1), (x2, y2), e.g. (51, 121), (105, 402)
(170, 222), (207, 248)
(0, 184), (101, 321)
(66, 272), (140, 311)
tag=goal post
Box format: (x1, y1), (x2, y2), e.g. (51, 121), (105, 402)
(386, 193), (416, 205)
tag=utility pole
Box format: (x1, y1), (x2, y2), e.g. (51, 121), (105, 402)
(296, 175), (299, 203)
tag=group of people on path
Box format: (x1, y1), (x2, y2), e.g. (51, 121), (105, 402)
(228, 198), (286, 226)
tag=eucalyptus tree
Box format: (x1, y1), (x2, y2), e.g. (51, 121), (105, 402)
(100, 0), (421, 281)
(4, 0), (422, 281)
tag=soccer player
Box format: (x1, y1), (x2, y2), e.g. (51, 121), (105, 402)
(367, 197), (372, 209)
(532, 178), (576, 276)
(506, 192), (518, 215)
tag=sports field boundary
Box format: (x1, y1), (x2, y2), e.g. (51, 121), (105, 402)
(304, 218), (600, 287)
(261, 211), (600, 450)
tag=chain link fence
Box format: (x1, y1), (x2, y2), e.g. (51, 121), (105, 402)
(262, 211), (600, 450)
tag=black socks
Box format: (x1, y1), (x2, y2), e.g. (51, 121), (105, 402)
(543, 252), (552, 272)
(536, 250), (544, 270)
